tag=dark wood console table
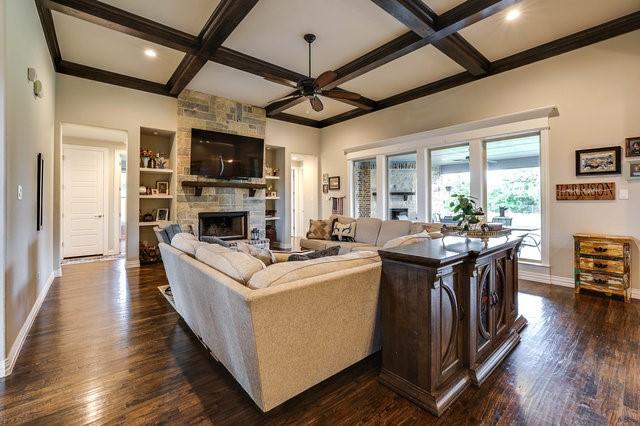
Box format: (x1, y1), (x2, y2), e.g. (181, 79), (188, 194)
(378, 236), (527, 416)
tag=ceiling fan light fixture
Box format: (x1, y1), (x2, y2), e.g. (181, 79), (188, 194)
(505, 9), (521, 21)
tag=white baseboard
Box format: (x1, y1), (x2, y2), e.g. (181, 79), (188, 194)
(125, 259), (140, 269)
(520, 270), (638, 299)
(519, 270), (551, 284)
(2, 271), (56, 377)
(54, 267), (62, 277)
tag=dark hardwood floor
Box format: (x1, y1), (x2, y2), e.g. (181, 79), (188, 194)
(1, 260), (639, 424)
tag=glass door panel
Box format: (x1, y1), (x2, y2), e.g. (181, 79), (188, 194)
(430, 145), (470, 224)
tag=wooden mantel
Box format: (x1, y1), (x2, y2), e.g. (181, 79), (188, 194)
(181, 180), (267, 197)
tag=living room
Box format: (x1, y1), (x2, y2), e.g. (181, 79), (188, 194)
(1, 0), (639, 423)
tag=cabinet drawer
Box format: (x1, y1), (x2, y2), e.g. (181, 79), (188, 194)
(579, 241), (624, 257)
(578, 257), (624, 274)
(579, 272), (625, 290)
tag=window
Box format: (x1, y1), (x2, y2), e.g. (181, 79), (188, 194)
(486, 134), (541, 261)
(352, 159), (377, 218)
(430, 145), (470, 223)
(387, 153), (417, 220)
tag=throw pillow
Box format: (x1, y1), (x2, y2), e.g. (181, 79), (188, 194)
(236, 242), (276, 266)
(287, 246), (340, 261)
(195, 245), (265, 285)
(331, 221), (356, 242)
(382, 231), (432, 249)
(171, 233), (207, 256)
(306, 219), (334, 240)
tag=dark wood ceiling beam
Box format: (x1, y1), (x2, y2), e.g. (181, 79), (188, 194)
(35, 0), (62, 69)
(371, 0), (491, 76)
(328, 0), (516, 89)
(167, 0), (259, 96)
(265, 94), (306, 116)
(42, 0), (198, 54)
(269, 113), (323, 128)
(212, 47), (306, 84)
(57, 60), (171, 96)
(320, 11), (640, 127)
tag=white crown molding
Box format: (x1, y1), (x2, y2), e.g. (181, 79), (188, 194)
(3, 271), (56, 377)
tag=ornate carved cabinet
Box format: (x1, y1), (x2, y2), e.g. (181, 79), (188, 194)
(379, 237), (525, 416)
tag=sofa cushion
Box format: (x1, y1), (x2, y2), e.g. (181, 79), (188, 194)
(376, 220), (412, 246)
(351, 245), (380, 252)
(299, 238), (341, 251)
(171, 233), (208, 256)
(331, 221), (356, 242)
(195, 245), (265, 285)
(354, 218), (383, 245)
(287, 246), (340, 261)
(236, 242), (276, 266)
(306, 219), (334, 240)
(247, 251), (381, 289)
(410, 222), (443, 234)
(383, 231), (432, 249)
(332, 241), (369, 254)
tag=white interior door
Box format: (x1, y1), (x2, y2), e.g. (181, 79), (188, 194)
(291, 165), (304, 237)
(63, 146), (106, 258)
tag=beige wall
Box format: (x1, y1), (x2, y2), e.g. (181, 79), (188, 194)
(55, 75), (178, 264)
(4, 0), (56, 352)
(0, 0), (6, 367)
(319, 31), (640, 287)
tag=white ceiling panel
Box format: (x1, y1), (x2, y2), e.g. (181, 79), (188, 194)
(421, 0), (466, 15)
(99, 0), (221, 36)
(340, 45), (465, 101)
(187, 62), (293, 107)
(223, 0), (408, 77)
(460, 0), (640, 61)
(285, 96), (356, 121)
(53, 12), (184, 84)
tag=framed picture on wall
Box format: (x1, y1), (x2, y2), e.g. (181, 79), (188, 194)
(575, 146), (622, 176)
(328, 176), (341, 190)
(36, 153), (44, 231)
(322, 184), (329, 194)
(626, 136), (640, 158)
(625, 161), (640, 181)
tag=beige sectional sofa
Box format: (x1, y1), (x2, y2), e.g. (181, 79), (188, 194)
(300, 215), (443, 254)
(159, 238), (382, 412)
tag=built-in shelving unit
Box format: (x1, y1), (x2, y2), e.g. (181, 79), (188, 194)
(265, 196), (280, 200)
(138, 127), (177, 264)
(265, 175), (280, 180)
(265, 145), (285, 249)
(265, 216), (280, 221)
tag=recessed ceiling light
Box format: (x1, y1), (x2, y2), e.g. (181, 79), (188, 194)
(144, 49), (157, 58)
(505, 9), (521, 21)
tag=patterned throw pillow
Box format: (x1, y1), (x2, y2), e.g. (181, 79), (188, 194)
(287, 246), (341, 261)
(331, 222), (356, 242)
(306, 219), (334, 240)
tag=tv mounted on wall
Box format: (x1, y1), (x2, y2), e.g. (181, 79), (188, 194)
(190, 129), (264, 179)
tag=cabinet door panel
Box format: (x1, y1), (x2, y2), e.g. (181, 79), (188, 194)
(494, 256), (508, 339)
(476, 263), (492, 358)
(437, 271), (464, 383)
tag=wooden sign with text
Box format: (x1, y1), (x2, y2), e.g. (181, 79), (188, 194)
(556, 182), (615, 201)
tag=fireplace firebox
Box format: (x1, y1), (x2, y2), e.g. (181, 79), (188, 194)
(198, 211), (248, 241)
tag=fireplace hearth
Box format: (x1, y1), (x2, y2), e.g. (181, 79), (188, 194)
(199, 211), (248, 241)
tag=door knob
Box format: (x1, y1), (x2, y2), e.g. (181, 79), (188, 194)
(95, 214), (103, 218)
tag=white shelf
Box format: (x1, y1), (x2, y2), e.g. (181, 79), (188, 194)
(139, 222), (160, 227)
(265, 217), (280, 221)
(140, 195), (172, 199)
(140, 168), (173, 174)
(265, 196), (280, 200)
(265, 175), (280, 180)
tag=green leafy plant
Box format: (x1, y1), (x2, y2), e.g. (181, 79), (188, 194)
(449, 194), (485, 231)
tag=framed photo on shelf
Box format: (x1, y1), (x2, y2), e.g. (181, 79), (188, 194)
(626, 136), (640, 158)
(156, 181), (170, 195)
(575, 146), (621, 176)
(151, 188), (159, 195)
(156, 208), (169, 221)
(625, 161), (640, 181)
(328, 176), (341, 190)
(322, 184), (329, 194)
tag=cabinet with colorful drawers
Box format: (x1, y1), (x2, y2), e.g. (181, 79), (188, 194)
(574, 234), (632, 302)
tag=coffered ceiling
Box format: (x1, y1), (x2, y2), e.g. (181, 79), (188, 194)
(36, 0), (640, 128)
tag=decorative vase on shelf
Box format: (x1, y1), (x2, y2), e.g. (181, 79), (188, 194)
(141, 156), (150, 168)
(139, 186), (147, 195)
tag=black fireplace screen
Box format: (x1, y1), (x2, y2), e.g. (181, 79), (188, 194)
(198, 212), (248, 240)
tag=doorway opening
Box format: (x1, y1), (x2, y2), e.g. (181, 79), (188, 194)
(291, 153), (318, 241)
(60, 124), (127, 264)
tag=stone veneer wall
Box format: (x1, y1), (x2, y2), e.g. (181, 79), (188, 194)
(176, 90), (267, 237)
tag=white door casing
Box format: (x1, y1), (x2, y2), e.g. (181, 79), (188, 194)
(62, 145), (108, 258)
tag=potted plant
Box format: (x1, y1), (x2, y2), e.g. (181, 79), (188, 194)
(449, 194), (485, 231)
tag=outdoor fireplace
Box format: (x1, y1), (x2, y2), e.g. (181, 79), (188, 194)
(198, 211), (248, 241)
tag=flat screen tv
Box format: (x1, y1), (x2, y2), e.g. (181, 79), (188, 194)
(190, 129), (264, 179)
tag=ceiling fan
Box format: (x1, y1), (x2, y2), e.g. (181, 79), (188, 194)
(265, 34), (363, 112)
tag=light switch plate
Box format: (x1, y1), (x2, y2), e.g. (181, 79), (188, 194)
(619, 188), (629, 200)
(17, 185), (23, 200)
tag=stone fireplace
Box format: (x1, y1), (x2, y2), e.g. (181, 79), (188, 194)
(199, 211), (248, 241)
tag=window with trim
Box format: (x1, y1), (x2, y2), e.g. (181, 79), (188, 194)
(430, 145), (470, 224)
(387, 153), (417, 220)
(352, 159), (377, 218)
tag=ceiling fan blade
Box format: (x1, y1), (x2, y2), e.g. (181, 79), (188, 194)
(263, 74), (298, 88)
(309, 96), (324, 112)
(267, 93), (301, 105)
(313, 70), (337, 89)
(321, 89), (362, 100)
